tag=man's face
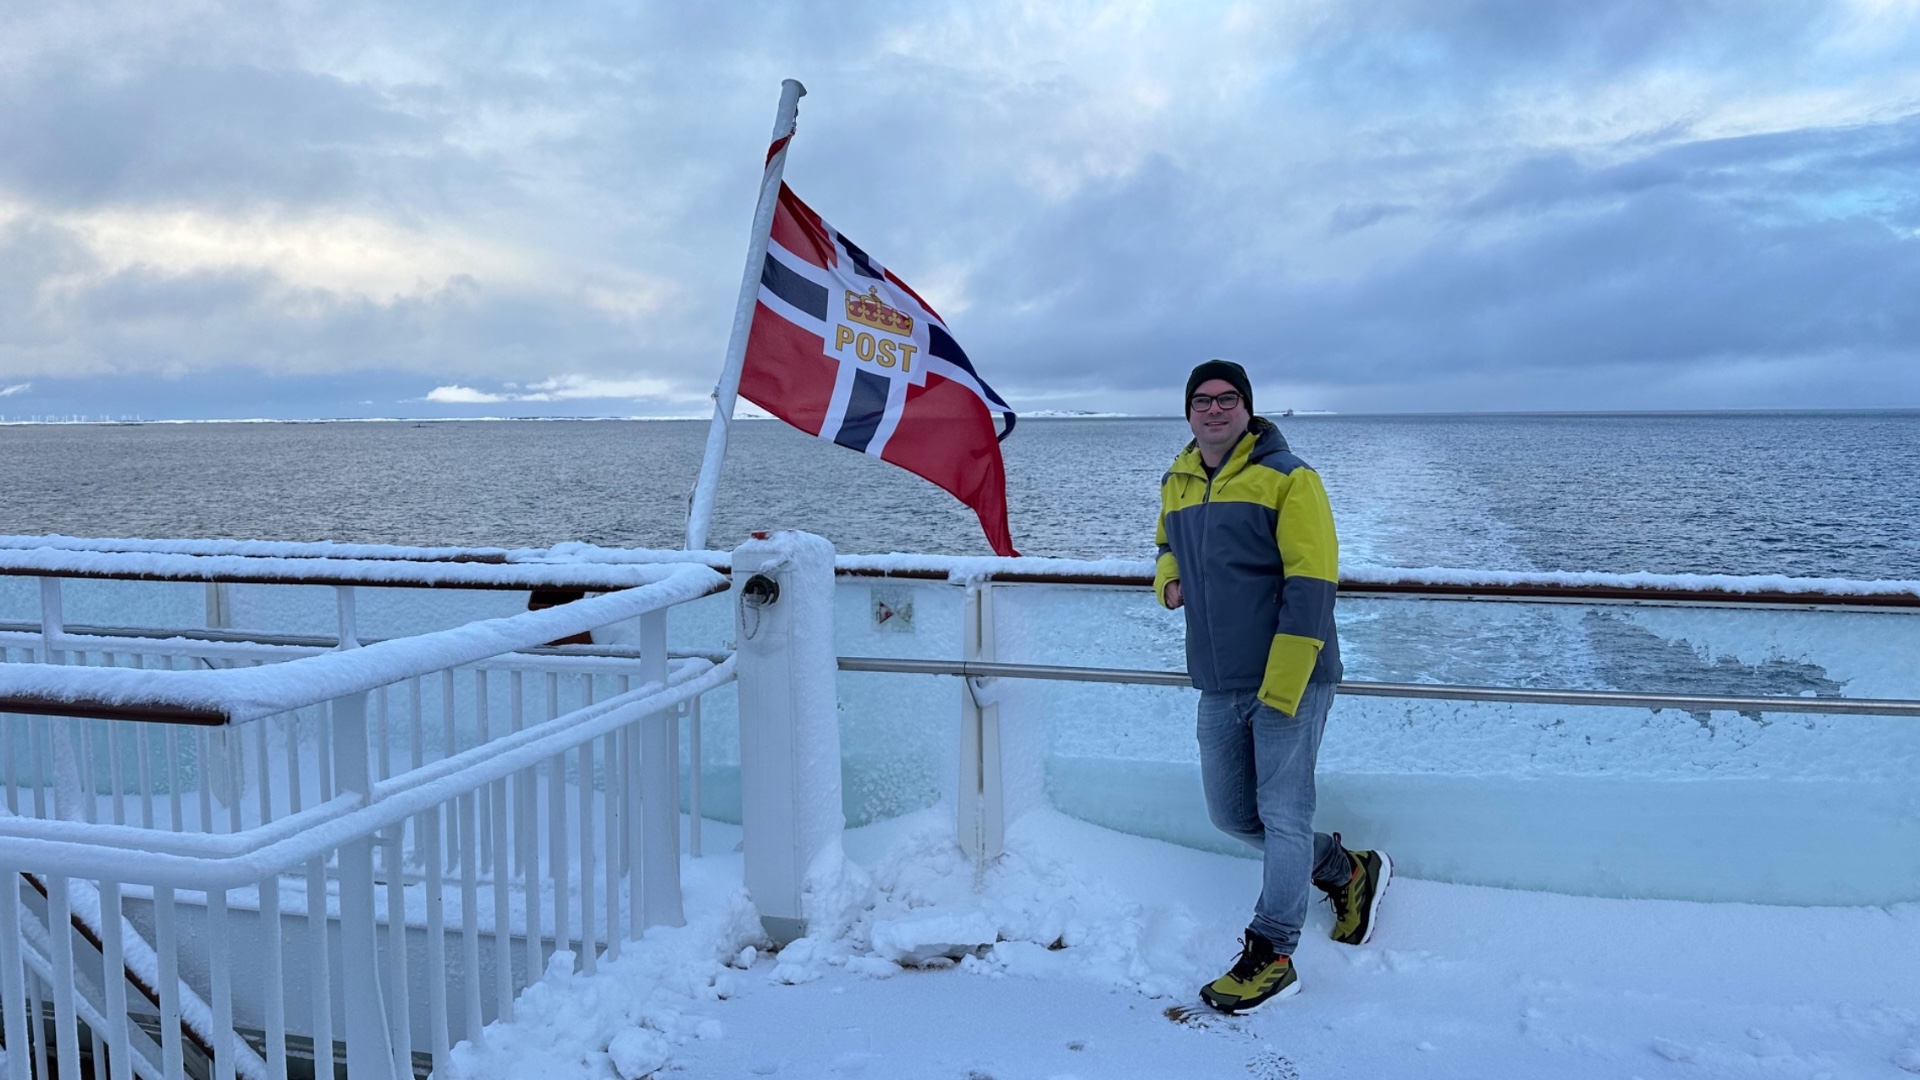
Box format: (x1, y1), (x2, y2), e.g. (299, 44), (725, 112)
(1187, 377), (1250, 459)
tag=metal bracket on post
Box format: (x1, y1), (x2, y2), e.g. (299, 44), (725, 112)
(958, 582), (1005, 864)
(330, 690), (397, 1078)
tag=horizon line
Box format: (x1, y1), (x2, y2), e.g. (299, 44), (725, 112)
(4, 406), (1920, 427)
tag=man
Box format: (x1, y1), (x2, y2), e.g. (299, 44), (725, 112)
(1154, 359), (1391, 1013)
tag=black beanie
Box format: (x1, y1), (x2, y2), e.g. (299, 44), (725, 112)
(1184, 359), (1252, 413)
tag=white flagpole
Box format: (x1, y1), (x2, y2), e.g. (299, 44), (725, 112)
(686, 78), (807, 551)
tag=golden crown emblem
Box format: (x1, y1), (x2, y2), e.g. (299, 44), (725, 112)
(844, 286), (914, 336)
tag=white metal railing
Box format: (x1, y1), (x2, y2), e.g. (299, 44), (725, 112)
(0, 554), (732, 1080)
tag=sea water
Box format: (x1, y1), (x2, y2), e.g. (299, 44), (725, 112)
(4, 413), (1918, 902)
(3, 411), (1917, 578)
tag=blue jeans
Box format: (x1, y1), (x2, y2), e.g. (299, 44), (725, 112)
(1197, 681), (1351, 956)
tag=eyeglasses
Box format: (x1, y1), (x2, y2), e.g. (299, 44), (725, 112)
(1189, 391), (1243, 413)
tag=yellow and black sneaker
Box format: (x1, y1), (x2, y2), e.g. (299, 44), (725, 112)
(1198, 930), (1300, 1014)
(1321, 842), (1392, 946)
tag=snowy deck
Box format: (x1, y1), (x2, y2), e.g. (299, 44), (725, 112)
(453, 810), (1920, 1080)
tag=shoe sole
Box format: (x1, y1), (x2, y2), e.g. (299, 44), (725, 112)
(1355, 851), (1392, 946)
(1231, 978), (1302, 1014)
(1202, 977), (1302, 1016)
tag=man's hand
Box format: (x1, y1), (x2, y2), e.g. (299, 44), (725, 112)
(1163, 580), (1183, 608)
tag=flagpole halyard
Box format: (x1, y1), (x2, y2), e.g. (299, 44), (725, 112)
(686, 77), (807, 551)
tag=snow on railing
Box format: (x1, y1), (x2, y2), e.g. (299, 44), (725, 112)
(0, 553), (733, 1080)
(12, 532), (1917, 605)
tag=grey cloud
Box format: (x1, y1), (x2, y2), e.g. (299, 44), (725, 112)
(1289, 0), (1840, 103)
(1465, 116), (1920, 218)
(945, 109), (1920, 409)
(1, 0), (1916, 416)
(0, 212), (671, 383)
(0, 62), (452, 211)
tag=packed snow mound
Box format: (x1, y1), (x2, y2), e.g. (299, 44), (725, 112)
(443, 873), (760, 1080)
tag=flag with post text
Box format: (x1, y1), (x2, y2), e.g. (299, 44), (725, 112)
(740, 182), (1019, 556)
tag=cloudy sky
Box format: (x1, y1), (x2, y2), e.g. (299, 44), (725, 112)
(2, 0), (1917, 420)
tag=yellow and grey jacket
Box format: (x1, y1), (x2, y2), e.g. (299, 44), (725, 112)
(1154, 417), (1342, 715)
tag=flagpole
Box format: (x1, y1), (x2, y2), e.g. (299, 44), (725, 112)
(686, 78), (807, 551)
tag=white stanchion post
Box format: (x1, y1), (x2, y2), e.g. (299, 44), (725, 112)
(958, 583), (1005, 862)
(0, 868), (26, 1080)
(330, 690), (398, 1078)
(732, 531), (843, 945)
(638, 609), (684, 929)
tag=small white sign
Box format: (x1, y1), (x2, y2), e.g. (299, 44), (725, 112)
(870, 586), (915, 633)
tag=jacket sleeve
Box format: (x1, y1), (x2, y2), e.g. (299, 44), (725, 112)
(1258, 467), (1339, 715)
(1153, 479), (1180, 609)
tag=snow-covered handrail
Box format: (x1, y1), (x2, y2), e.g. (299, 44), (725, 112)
(0, 656), (734, 889)
(0, 563), (728, 723)
(543, 542), (1920, 605)
(9, 534), (1916, 606)
(0, 546), (722, 591)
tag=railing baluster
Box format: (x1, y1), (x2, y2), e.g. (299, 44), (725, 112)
(423, 804), (449, 1073)
(306, 857), (332, 1079)
(48, 875), (81, 1080)
(256, 716), (275, 828)
(196, 728), (215, 833)
(385, 826), (413, 1079)
(2, 712), (16, 816)
(476, 670), (492, 873)
(29, 715), (48, 819)
(510, 671), (525, 880)
(284, 708), (303, 817)
(229, 728), (245, 834)
(260, 875), (287, 1080)
(602, 730), (620, 963)
(28, 968), (50, 1080)
(578, 739), (596, 976)
(638, 608), (681, 928)
(108, 722), (126, 826)
(490, 776), (512, 1022)
(548, 748), (570, 969)
(376, 684), (391, 783)
(316, 707), (334, 803)
(76, 721), (98, 825)
(330, 690), (396, 1079)
(515, 671), (540, 985)
(99, 879), (132, 1080)
(137, 722), (155, 828)
(409, 677), (425, 772)
(156, 885), (185, 1080)
(165, 726), (183, 831)
(624, 701), (644, 944)
(442, 671), (457, 869)
(209, 888), (236, 1080)
(459, 792), (483, 1043)
(690, 694), (703, 858)
(519, 758), (541, 1009)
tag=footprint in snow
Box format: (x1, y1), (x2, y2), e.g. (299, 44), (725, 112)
(1245, 1049), (1300, 1080)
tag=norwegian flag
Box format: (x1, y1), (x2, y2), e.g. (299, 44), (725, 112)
(741, 182), (1019, 556)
